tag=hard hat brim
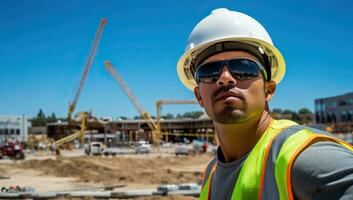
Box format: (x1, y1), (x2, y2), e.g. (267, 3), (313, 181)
(177, 37), (286, 91)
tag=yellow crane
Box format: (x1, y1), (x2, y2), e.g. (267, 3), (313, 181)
(53, 18), (107, 154)
(156, 100), (198, 142)
(54, 113), (87, 147)
(50, 112), (86, 159)
(104, 61), (160, 147)
(67, 18), (108, 126)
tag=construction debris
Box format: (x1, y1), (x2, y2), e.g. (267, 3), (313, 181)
(1, 185), (35, 193)
(0, 184), (199, 199)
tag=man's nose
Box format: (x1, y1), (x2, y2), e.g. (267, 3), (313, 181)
(217, 66), (236, 86)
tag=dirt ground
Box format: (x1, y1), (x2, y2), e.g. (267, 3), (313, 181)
(0, 152), (213, 199)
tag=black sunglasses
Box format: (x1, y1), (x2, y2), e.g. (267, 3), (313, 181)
(194, 58), (268, 84)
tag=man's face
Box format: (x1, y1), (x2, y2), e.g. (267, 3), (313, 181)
(194, 51), (274, 124)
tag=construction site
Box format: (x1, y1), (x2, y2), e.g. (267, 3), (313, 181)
(0, 18), (215, 199)
(1, 2), (353, 199)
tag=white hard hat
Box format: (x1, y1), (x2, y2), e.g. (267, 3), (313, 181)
(177, 8), (286, 91)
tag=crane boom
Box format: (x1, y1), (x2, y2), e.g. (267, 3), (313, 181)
(104, 61), (158, 132)
(68, 18), (108, 123)
(54, 112), (86, 147)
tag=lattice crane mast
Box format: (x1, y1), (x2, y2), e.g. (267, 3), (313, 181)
(104, 61), (159, 146)
(67, 18), (108, 125)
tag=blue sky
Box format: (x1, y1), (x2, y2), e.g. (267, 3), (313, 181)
(0, 0), (352, 119)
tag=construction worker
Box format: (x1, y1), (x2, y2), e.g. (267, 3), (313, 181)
(55, 146), (62, 159)
(50, 142), (56, 155)
(177, 8), (353, 200)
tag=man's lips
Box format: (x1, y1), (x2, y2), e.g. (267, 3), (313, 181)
(215, 92), (242, 101)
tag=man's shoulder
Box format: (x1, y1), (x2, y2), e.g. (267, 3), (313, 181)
(294, 141), (353, 173)
(271, 119), (334, 137)
(292, 140), (353, 199)
(270, 119), (297, 130)
(293, 124), (334, 137)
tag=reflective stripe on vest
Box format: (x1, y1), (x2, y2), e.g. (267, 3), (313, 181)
(199, 121), (353, 200)
(199, 161), (217, 200)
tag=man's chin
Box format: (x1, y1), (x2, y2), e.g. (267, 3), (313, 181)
(213, 109), (247, 124)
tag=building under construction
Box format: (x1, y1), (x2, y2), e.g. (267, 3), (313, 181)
(315, 92), (353, 133)
(47, 117), (215, 145)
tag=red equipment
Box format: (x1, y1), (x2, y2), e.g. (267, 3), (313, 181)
(0, 142), (25, 160)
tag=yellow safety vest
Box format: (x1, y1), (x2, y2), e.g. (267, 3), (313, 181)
(199, 119), (353, 200)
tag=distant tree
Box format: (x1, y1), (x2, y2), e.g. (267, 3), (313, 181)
(31, 109), (47, 126)
(271, 108), (283, 115)
(161, 113), (174, 119)
(298, 108), (312, 115)
(176, 111), (204, 119)
(57, 117), (66, 122)
(32, 110), (65, 126)
(38, 109), (46, 119)
(291, 112), (301, 122)
(270, 108), (313, 124)
(118, 116), (129, 120)
(46, 113), (57, 123)
(271, 108), (283, 119)
(297, 108), (314, 124)
(282, 109), (295, 115)
(132, 115), (155, 119)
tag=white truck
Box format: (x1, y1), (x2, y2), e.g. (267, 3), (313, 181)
(85, 142), (117, 156)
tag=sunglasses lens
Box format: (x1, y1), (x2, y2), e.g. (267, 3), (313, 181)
(228, 59), (259, 80)
(195, 62), (222, 83)
(194, 59), (262, 84)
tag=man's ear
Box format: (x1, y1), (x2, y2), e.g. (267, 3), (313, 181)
(194, 87), (204, 107)
(264, 81), (276, 102)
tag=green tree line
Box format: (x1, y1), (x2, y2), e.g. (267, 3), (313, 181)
(31, 109), (63, 126)
(132, 111), (205, 120)
(32, 107), (314, 126)
(271, 108), (314, 124)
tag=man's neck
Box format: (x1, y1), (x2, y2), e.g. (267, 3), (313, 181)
(214, 110), (272, 162)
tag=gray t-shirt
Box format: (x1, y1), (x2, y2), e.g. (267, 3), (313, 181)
(204, 141), (353, 200)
